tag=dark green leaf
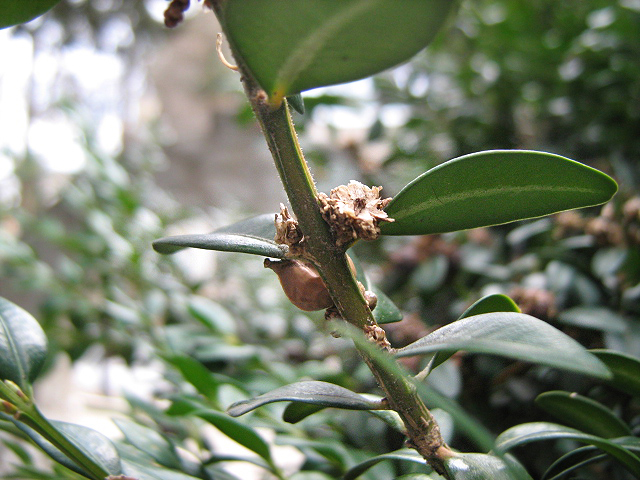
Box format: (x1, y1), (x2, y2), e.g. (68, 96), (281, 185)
(0, 297), (48, 391)
(382, 150), (618, 236)
(219, 0), (456, 103)
(194, 410), (273, 466)
(114, 419), (182, 469)
(427, 295), (521, 373)
(10, 418), (121, 477)
(395, 312), (611, 379)
(535, 391), (631, 438)
(286, 94), (305, 114)
(444, 453), (533, 480)
(227, 381), (385, 417)
(343, 449), (427, 480)
(372, 286), (403, 324)
(590, 349), (640, 397)
(153, 214), (286, 258)
(543, 446), (609, 480)
(0, 0), (60, 29)
(282, 402), (326, 424)
(495, 422), (640, 477)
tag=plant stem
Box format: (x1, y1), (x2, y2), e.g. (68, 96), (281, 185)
(210, 8), (450, 475)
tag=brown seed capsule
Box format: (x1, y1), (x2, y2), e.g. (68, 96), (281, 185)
(264, 258), (333, 311)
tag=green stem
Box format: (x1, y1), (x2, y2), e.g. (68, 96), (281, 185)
(0, 382), (109, 480)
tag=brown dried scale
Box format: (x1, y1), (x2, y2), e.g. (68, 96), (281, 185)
(274, 203), (305, 256)
(317, 180), (394, 247)
(264, 258), (333, 312)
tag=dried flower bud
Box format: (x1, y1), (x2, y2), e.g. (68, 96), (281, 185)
(317, 180), (394, 247)
(265, 258), (333, 311)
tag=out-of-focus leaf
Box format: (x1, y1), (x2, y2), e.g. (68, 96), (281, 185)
(121, 460), (203, 480)
(382, 150), (617, 236)
(558, 307), (628, 333)
(153, 214), (286, 258)
(444, 453), (533, 480)
(590, 349), (640, 397)
(114, 419), (182, 469)
(194, 410), (273, 466)
(227, 381), (385, 417)
(495, 422), (640, 477)
(219, 0), (456, 103)
(167, 355), (220, 400)
(535, 391), (631, 438)
(395, 313), (611, 379)
(10, 418), (121, 478)
(0, 297), (48, 391)
(0, 0), (61, 29)
(187, 297), (237, 335)
(343, 449), (427, 480)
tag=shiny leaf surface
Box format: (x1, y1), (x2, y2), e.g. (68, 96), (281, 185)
(444, 453), (533, 480)
(0, 0), (60, 29)
(382, 150), (618, 236)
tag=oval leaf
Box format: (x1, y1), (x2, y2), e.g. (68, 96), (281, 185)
(228, 380), (385, 417)
(558, 307), (628, 333)
(395, 312), (611, 379)
(343, 449), (427, 480)
(0, 297), (48, 390)
(590, 349), (640, 397)
(382, 150), (618, 236)
(495, 422), (640, 477)
(219, 0), (456, 103)
(444, 453), (533, 480)
(153, 214), (286, 258)
(535, 391), (631, 438)
(0, 0), (61, 29)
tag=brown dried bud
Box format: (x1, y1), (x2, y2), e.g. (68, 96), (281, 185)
(164, 0), (190, 28)
(265, 258), (333, 311)
(274, 204), (305, 256)
(317, 181), (394, 247)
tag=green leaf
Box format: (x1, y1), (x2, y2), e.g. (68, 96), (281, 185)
(495, 422), (640, 477)
(219, 0), (456, 104)
(0, 0), (60, 29)
(167, 355), (220, 400)
(427, 295), (521, 373)
(382, 150), (618, 236)
(395, 312), (611, 379)
(535, 391), (631, 438)
(114, 419), (182, 469)
(194, 410), (273, 466)
(153, 214), (286, 258)
(121, 460), (203, 480)
(282, 402), (327, 424)
(227, 381), (385, 417)
(558, 307), (628, 333)
(372, 286), (403, 324)
(444, 453), (533, 480)
(9, 418), (121, 478)
(343, 449), (427, 480)
(589, 349), (640, 397)
(0, 297), (48, 391)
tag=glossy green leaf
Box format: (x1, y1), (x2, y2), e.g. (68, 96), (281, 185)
(194, 410), (273, 466)
(343, 449), (427, 480)
(382, 150), (618, 236)
(590, 349), (640, 397)
(9, 418), (121, 478)
(395, 312), (611, 379)
(444, 453), (533, 480)
(227, 381), (385, 417)
(372, 286), (403, 324)
(121, 460), (203, 480)
(0, 297), (48, 391)
(427, 295), (521, 373)
(535, 391), (631, 438)
(334, 322), (495, 451)
(153, 214), (286, 258)
(497, 423), (640, 477)
(282, 402), (326, 424)
(219, 0), (456, 104)
(558, 307), (628, 333)
(114, 419), (182, 469)
(0, 0), (60, 29)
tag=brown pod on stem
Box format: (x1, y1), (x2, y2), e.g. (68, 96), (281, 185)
(264, 258), (334, 311)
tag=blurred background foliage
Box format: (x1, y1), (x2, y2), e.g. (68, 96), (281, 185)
(1, 0), (640, 479)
